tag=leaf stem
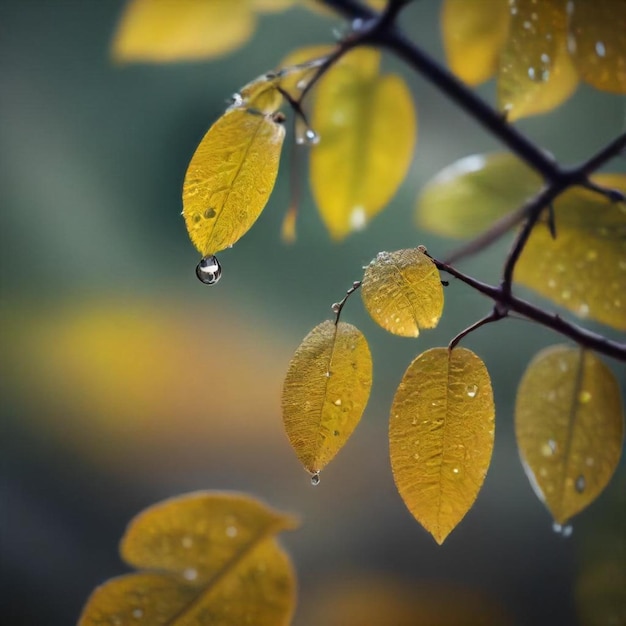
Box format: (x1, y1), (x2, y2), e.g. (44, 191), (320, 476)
(332, 280), (362, 325)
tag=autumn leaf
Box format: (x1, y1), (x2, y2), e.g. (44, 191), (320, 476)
(183, 108), (285, 256)
(515, 346), (624, 526)
(79, 492), (298, 625)
(282, 320), (372, 478)
(515, 173), (626, 331)
(390, 347), (495, 544)
(441, 0), (511, 86)
(310, 47), (416, 239)
(361, 248), (444, 338)
(568, 0), (626, 94)
(417, 152), (541, 238)
(497, 0), (578, 121)
(112, 0), (255, 63)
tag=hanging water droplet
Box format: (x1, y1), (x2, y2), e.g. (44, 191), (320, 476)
(311, 472), (320, 486)
(196, 255), (222, 285)
(183, 567), (198, 581)
(466, 384), (478, 398)
(229, 92), (244, 107)
(561, 525), (573, 538)
(575, 475), (586, 493)
(304, 128), (320, 145)
(331, 302), (341, 313)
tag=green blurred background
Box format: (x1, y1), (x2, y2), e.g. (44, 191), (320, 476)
(1, 1), (625, 624)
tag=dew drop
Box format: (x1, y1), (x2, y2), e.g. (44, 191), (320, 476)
(132, 609), (144, 619)
(577, 303), (589, 317)
(204, 207), (216, 219)
(304, 128), (320, 145)
(541, 439), (557, 456)
(466, 384), (478, 398)
(561, 525), (573, 538)
(183, 568), (198, 581)
(452, 467), (459, 474)
(334, 398), (342, 406)
(311, 472), (320, 486)
(578, 390), (592, 404)
(181, 535), (193, 549)
(575, 475), (586, 493)
(585, 456), (595, 467)
(226, 525), (238, 538)
(595, 41), (606, 57)
(333, 430), (340, 436)
(350, 206), (367, 231)
(331, 302), (341, 313)
(196, 255), (222, 285)
(547, 278), (557, 288)
(561, 289), (572, 300)
(324, 371), (331, 378)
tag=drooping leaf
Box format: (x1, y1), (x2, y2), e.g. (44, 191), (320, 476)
(497, 0), (578, 121)
(515, 346), (624, 525)
(282, 320), (372, 476)
(112, 0), (255, 63)
(417, 152), (541, 238)
(183, 109), (285, 256)
(568, 0), (626, 94)
(361, 248), (444, 338)
(310, 48), (417, 240)
(390, 347), (495, 544)
(79, 492), (298, 625)
(515, 173), (626, 330)
(441, 0), (511, 85)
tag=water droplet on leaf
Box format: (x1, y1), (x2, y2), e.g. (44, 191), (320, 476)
(311, 472), (320, 486)
(575, 475), (586, 493)
(578, 390), (592, 404)
(196, 255), (222, 285)
(183, 567), (198, 581)
(466, 384), (478, 398)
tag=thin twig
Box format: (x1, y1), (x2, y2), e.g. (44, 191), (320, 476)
(332, 281), (362, 325)
(448, 309), (504, 351)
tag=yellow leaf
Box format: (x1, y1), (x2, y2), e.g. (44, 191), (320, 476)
(183, 109), (285, 255)
(515, 346), (624, 525)
(441, 0), (511, 85)
(417, 152), (542, 238)
(515, 173), (626, 330)
(497, 0), (578, 120)
(282, 320), (373, 476)
(568, 0), (626, 94)
(112, 0), (254, 63)
(390, 347), (495, 544)
(310, 48), (417, 240)
(79, 492), (298, 625)
(361, 248), (444, 337)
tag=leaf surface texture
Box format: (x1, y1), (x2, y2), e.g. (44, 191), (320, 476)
(515, 346), (624, 524)
(390, 347), (495, 544)
(282, 320), (372, 474)
(361, 248), (444, 337)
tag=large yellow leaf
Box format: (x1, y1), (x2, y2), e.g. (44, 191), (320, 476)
(515, 346), (624, 525)
(183, 108), (285, 255)
(282, 320), (372, 477)
(417, 152), (541, 238)
(441, 0), (511, 85)
(390, 347), (495, 544)
(568, 0), (626, 94)
(112, 0), (254, 63)
(79, 492), (298, 625)
(361, 248), (444, 337)
(515, 173), (626, 330)
(497, 0), (578, 120)
(310, 48), (417, 240)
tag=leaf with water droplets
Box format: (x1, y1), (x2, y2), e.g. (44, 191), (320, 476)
(417, 152), (541, 238)
(310, 48), (416, 240)
(111, 0), (255, 63)
(441, 0), (511, 85)
(282, 320), (372, 475)
(390, 347), (495, 544)
(497, 0), (578, 121)
(361, 248), (444, 337)
(183, 108), (285, 256)
(78, 492), (298, 626)
(568, 0), (626, 94)
(515, 346), (624, 525)
(515, 173), (626, 330)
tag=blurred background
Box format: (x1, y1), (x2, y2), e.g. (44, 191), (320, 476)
(1, 1), (625, 624)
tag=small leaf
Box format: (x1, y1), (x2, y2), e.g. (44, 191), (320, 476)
(390, 347), (495, 544)
(112, 0), (255, 63)
(441, 0), (511, 85)
(568, 0), (626, 94)
(515, 346), (624, 525)
(497, 0), (578, 121)
(79, 492), (298, 625)
(361, 248), (444, 337)
(417, 152), (541, 238)
(282, 320), (372, 475)
(515, 173), (626, 330)
(183, 109), (285, 256)
(310, 48), (417, 240)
